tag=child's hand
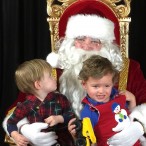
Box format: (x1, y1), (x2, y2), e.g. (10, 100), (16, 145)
(119, 90), (136, 110)
(44, 115), (64, 126)
(11, 131), (29, 146)
(119, 90), (135, 102)
(68, 118), (77, 138)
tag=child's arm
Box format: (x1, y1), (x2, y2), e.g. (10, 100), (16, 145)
(44, 115), (64, 126)
(119, 90), (136, 111)
(11, 131), (29, 146)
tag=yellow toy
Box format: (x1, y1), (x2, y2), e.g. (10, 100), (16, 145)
(75, 117), (96, 146)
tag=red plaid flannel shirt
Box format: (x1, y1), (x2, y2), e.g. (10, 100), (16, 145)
(7, 91), (75, 134)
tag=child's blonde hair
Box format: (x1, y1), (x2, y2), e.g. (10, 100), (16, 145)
(15, 59), (52, 94)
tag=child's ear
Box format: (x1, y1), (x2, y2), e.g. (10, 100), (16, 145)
(81, 81), (86, 89)
(81, 80), (85, 85)
(34, 80), (41, 89)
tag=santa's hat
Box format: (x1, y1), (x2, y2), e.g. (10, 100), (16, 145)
(65, 14), (115, 42)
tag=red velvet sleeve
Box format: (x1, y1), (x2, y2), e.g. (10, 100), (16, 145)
(127, 59), (146, 104)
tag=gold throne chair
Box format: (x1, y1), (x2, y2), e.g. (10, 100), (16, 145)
(5, 0), (131, 145)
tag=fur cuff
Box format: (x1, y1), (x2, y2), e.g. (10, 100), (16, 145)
(130, 103), (146, 133)
(46, 52), (59, 68)
(140, 136), (146, 146)
(3, 112), (29, 136)
(2, 114), (12, 136)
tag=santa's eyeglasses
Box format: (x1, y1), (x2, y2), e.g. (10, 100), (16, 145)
(75, 36), (101, 46)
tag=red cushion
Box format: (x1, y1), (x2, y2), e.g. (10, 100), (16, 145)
(59, 0), (120, 45)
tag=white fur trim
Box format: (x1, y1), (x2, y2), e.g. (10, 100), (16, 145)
(3, 114), (12, 136)
(46, 52), (60, 68)
(3, 113), (29, 139)
(2, 114), (15, 143)
(140, 136), (146, 146)
(65, 14), (115, 42)
(130, 103), (146, 133)
(130, 104), (146, 146)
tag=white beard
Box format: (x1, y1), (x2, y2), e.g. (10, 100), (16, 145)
(58, 39), (123, 117)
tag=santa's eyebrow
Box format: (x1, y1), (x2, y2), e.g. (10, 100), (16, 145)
(75, 36), (86, 39)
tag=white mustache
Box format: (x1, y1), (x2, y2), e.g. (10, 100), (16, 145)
(59, 45), (112, 67)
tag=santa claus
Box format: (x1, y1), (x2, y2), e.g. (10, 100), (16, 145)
(3, 6), (146, 146)
(47, 14), (123, 118)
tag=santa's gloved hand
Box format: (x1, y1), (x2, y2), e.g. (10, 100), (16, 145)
(107, 121), (144, 146)
(46, 52), (59, 68)
(21, 122), (58, 146)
